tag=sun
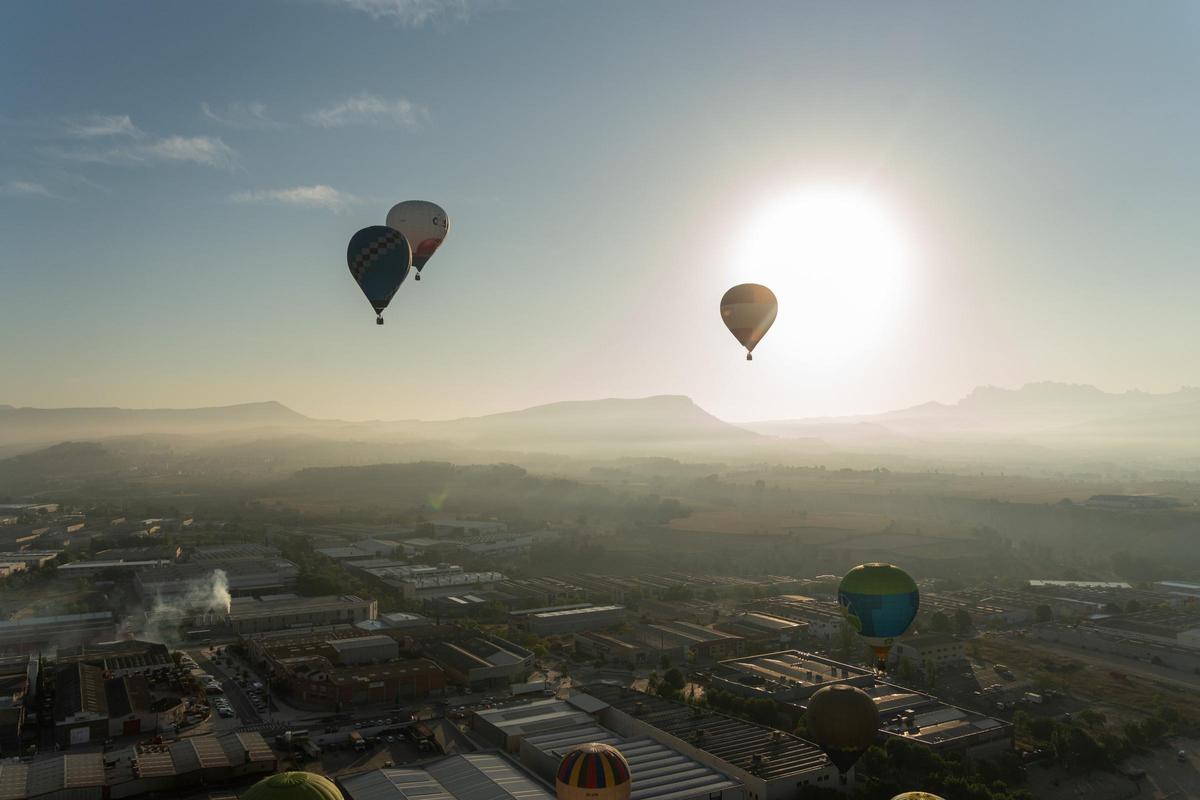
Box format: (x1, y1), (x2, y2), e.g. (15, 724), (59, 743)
(735, 185), (910, 364)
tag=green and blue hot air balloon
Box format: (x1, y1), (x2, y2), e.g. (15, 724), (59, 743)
(838, 562), (919, 671)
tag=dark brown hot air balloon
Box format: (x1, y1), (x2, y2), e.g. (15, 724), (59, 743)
(806, 683), (880, 779)
(720, 283), (777, 360)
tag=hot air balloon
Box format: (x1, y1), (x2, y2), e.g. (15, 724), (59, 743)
(891, 794), (946, 800)
(555, 742), (632, 800)
(386, 200), (449, 281)
(347, 225), (411, 324)
(838, 563), (920, 671)
(720, 283), (777, 360)
(806, 684), (879, 781)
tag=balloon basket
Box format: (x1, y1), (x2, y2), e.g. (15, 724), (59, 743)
(376, 316), (384, 326)
(415, 273), (421, 281)
(746, 353), (753, 361)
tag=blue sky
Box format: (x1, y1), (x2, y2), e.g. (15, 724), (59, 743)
(4, 1), (1200, 421)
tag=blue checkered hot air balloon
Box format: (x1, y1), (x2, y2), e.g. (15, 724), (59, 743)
(347, 225), (411, 325)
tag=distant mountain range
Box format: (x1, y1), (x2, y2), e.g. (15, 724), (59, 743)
(746, 382), (1200, 453)
(6, 382), (1200, 464)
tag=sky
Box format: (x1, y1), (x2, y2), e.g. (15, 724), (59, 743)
(4, 1), (1200, 423)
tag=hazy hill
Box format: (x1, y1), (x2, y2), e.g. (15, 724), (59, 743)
(0, 441), (129, 496)
(420, 395), (759, 451)
(0, 401), (311, 448)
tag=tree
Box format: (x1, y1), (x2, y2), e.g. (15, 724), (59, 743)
(1034, 605), (1053, 623)
(954, 608), (973, 634)
(930, 612), (952, 633)
(663, 668), (685, 691)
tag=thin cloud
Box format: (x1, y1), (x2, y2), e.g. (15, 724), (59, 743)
(303, 92), (426, 129)
(230, 185), (361, 212)
(66, 114), (142, 138)
(48, 134), (237, 170)
(201, 101), (283, 130)
(0, 181), (56, 198)
(321, 0), (476, 26)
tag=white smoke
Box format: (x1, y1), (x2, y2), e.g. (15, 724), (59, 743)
(140, 569), (232, 642)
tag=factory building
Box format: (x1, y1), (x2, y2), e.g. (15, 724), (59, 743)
(339, 753), (551, 800)
(635, 621), (745, 661)
(244, 628), (443, 710)
(713, 612), (808, 648)
(55, 640), (173, 678)
(865, 683), (1012, 762)
(0, 654), (35, 757)
(0, 612), (116, 655)
(427, 635), (533, 690)
(520, 722), (743, 800)
(471, 697), (598, 752)
(890, 634), (968, 675)
(526, 604), (626, 636)
(709, 651), (874, 701)
(0, 752), (106, 800)
(573, 631), (685, 668)
(214, 594), (377, 635)
(587, 684), (841, 797)
(136, 559), (300, 603)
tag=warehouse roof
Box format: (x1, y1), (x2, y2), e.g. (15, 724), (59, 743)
(523, 723), (741, 800)
(339, 753), (552, 800)
(587, 684), (829, 779)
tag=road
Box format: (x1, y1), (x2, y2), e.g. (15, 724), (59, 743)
(188, 648), (262, 726)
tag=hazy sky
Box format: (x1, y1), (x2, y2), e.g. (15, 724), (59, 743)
(4, 1), (1200, 422)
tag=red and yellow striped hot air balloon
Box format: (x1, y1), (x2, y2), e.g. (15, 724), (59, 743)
(720, 283), (777, 360)
(555, 742), (632, 800)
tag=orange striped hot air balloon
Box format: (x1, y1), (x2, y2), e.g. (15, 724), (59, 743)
(555, 742), (632, 800)
(720, 283), (777, 360)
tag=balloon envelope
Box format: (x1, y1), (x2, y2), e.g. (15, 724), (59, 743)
(806, 684), (879, 774)
(555, 742), (631, 800)
(892, 794), (946, 800)
(720, 283), (777, 359)
(838, 563), (919, 668)
(347, 225), (411, 318)
(386, 200), (449, 272)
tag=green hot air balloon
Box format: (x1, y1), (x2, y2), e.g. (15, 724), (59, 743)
(838, 563), (920, 671)
(806, 684), (880, 781)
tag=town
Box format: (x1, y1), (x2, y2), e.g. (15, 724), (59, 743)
(1, 491), (1197, 800)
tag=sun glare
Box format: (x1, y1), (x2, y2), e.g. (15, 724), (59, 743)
(736, 185), (910, 364)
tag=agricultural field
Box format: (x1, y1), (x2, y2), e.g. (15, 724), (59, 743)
(665, 509), (889, 537)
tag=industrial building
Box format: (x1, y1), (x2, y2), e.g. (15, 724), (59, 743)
(709, 651), (874, 701)
(520, 722), (743, 800)
(339, 753), (552, 800)
(55, 640), (173, 678)
(866, 683), (1012, 762)
(586, 684), (841, 797)
(214, 594), (378, 635)
(136, 559), (300, 603)
(714, 612), (808, 648)
(0, 612), (116, 654)
(634, 621), (745, 661)
(427, 635), (533, 690)
(0, 654), (35, 757)
(574, 631), (685, 667)
(244, 628), (443, 710)
(890, 634), (968, 674)
(1097, 608), (1200, 646)
(187, 543), (280, 562)
(526, 604), (625, 635)
(0, 752), (106, 800)
(52, 660), (175, 747)
(1031, 623), (1200, 672)
(471, 697), (598, 752)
